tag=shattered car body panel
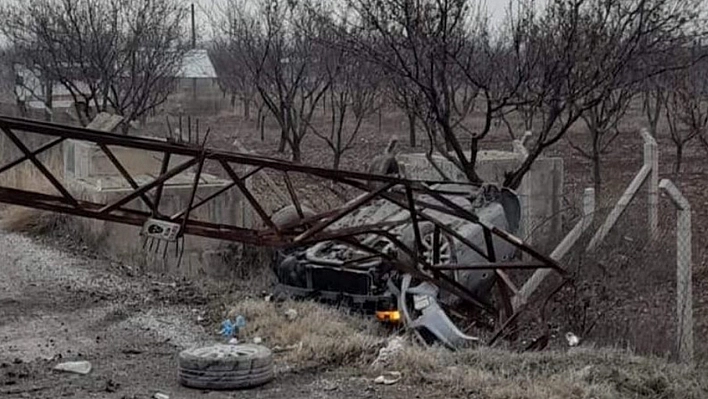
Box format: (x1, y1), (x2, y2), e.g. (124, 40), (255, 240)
(273, 183), (523, 346)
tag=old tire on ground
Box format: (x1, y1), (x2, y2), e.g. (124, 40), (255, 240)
(178, 344), (274, 390)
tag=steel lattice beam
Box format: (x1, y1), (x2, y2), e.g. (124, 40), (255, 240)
(0, 116), (570, 344)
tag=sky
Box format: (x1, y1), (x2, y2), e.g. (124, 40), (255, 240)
(0, 1), (557, 47)
(189, 0), (521, 40)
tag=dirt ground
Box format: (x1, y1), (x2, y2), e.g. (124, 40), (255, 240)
(0, 229), (438, 399)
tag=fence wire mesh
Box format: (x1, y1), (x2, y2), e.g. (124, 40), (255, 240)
(522, 176), (700, 362)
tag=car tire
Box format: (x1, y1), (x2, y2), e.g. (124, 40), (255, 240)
(178, 344), (274, 390)
(400, 222), (456, 267)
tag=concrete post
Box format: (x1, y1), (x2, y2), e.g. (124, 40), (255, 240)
(587, 129), (657, 252)
(642, 129), (659, 242)
(514, 188), (595, 310)
(659, 179), (693, 364)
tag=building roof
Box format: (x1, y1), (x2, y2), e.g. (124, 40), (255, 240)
(177, 49), (217, 79)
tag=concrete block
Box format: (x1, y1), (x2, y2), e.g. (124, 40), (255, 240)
(61, 138), (252, 279)
(397, 151), (564, 251)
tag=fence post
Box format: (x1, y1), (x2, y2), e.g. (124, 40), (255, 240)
(659, 179), (693, 364)
(514, 188), (595, 310)
(587, 129), (656, 252)
(643, 129), (659, 242)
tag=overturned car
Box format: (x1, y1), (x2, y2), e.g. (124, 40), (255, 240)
(271, 183), (522, 348)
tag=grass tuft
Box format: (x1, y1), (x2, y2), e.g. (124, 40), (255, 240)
(227, 299), (386, 369)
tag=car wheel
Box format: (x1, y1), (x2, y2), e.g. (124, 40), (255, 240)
(400, 222), (457, 269)
(178, 344), (274, 390)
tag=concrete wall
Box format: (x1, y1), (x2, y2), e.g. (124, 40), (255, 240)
(62, 140), (252, 279)
(397, 150), (564, 252)
(0, 119), (253, 279)
(66, 175), (249, 279)
(64, 139), (193, 180)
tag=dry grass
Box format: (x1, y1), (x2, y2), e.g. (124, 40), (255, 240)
(227, 299), (386, 368)
(391, 345), (708, 399)
(0, 206), (66, 235)
(228, 297), (707, 399)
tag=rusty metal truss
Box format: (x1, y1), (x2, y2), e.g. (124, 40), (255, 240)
(0, 116), (568, 345)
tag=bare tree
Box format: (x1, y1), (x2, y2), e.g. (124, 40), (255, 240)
(568, 88), (635, 193)
(502, 0), (704, 189)
(387, 77), (422, 148)
(309, 42), (381, 169)
(642, 75), (667, 138)
(343, 0), (525, 184)
(0, 0), (188, 130)
(216, 0), (330, 162)
(341, 0), (703, 188)
(664, 51), (708, 174)
(209, 23), (257, 120)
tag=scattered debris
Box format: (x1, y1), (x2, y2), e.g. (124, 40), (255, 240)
(153, 393), (169, 399)
(565, 332), (581, 347)
(321, 379), (338, 391)
(272, 342), (303, 353)
(372, 337), (405, 369)
(228, 338), (239, 345)
(253, 336), (263, 344)
(220, 315), (247, 338)
(284, 308), (298, 321)
(54, 361), (92, 375)
(105, 379), (120, 393)
(374, 371), (402, 385)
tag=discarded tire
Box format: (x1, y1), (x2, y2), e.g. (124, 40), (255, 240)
(178, 344), (274, 390)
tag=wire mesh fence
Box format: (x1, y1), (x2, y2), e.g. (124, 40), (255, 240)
(525, 173), (700, 363)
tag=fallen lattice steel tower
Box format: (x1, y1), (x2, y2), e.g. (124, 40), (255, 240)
(0, 116), (568, 346)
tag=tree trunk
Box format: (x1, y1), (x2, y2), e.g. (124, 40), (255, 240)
(445, 138), (453, 152)
(260, 115), (266, 142)
(290, 135), (301, 163)
(504, 147), (540, 189)
(332, 151), (341, 169)
(243, 97), (251, 120)
(592, 133), (602, 194)
(592, 154), (602, 195)
(230, 93), (236, 108)
(378, 108), (382, 134)
(407, 111), (417, 147)
(44, 81), (53, 122)
(278, 127), (287, 153)
(675, 144), (683, 175)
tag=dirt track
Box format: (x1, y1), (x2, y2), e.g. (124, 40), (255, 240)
(0, 231), (424, 399)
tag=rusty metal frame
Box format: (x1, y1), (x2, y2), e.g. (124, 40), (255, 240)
(0, 116), (569, 343)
